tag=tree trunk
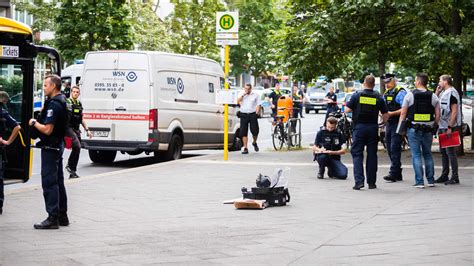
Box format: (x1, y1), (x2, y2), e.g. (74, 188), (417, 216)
(452, 7), (464, 154)
(378, 59), (386, 94)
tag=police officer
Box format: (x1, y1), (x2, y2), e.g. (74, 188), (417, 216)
(435, 74), (462, 185)
(313, 117), (348, 179)
(325, 86), (338, 123)
(381, 74), (407, 182)
(345, 75), (389, 190)
(399, 73), (440, 188)
(268, 83), (283, 119)
(0, 91), (21, 215)
(29, 75), (69, 229)
(65, 86), (92, 178)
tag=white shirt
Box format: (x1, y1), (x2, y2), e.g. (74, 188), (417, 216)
(239, 91), (260, 113)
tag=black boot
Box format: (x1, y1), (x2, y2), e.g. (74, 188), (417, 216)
(317, 172), (324, 179)
(34, 216), (59, 229)
(435, 175), (449, 183)
(58, 213), (70, 226)
(383, 174), (397, 182)
(444, 178), (460, 185)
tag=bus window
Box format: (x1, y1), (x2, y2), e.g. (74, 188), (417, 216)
(1, 64), (24, 123)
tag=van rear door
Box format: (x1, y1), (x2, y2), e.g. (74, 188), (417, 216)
(82, 52), (150, 142)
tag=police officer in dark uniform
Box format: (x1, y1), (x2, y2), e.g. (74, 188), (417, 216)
(29, 75), (69, 229)
(313, 117), (348, 179)
(0, 91), (21, 215)
(345, 75), (389, 190)
(381, 74), (407, 182)
(65, 85), (92, 178)
(324, 86), (338, 123)
(268, 82), (283, 119)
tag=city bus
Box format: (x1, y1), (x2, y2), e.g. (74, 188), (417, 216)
(0, 17), (61, 183)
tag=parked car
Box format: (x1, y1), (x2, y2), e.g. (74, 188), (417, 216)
(304, 86), (327, 113)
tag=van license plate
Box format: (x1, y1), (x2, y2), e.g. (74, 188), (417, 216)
(92, 131), (109, 137)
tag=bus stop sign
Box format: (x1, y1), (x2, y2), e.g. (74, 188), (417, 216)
(216, 12), (239, 46)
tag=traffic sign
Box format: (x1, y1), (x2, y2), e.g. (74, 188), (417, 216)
(216, 12), (239, 33)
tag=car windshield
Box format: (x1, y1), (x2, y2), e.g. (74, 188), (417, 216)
(309, 87), (325, 93)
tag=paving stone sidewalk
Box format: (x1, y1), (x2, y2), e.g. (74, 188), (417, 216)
(1, 149), (473, 265)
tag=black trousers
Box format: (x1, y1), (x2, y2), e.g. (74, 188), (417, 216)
(41, 144), (68, 217)
(66, 128), (82, 171)
(240, 112), (259, 138)
(0, 155), (4, 209)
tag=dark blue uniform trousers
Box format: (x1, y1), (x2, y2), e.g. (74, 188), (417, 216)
(316, 154), (348, 179)
(41, 145), (67, 217)
(385, 119), (403, 177)
(0, 157), (4, 209)
(351, 123), (379, 186)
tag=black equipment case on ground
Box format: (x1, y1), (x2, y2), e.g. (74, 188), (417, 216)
(242, 187), (290, 206)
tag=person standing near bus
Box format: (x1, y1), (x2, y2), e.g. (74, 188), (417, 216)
(0, 92), (21, 215)
(29, 75), (69, 229)
(65, 86), (92, 179)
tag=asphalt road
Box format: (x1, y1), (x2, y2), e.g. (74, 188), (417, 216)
(5, 111), (327, 192)
(6, 104), (472, 192)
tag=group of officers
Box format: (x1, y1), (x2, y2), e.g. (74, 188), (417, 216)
(313, 73), (462, 190)
(0, 75), (90, 230)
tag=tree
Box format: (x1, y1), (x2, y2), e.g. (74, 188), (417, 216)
(55, 0), (134, 64)
(167, 0), (225, 61)
(129, 1), (171, 51)
(281, 0), (420, 88)
(226, 0), (282, 78)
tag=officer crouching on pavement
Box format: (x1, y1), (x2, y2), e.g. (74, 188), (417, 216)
(345, 75), (389, 190)
(65, 85), (92, 179)
(313, 117), (348, 179)
(0, 91), (21, 215)
(29, 75), (69, 229)
(381, 74), (407, 182)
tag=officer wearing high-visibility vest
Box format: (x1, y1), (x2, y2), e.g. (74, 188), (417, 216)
(399, 73), (440, 188)
(29, 75), (69, 229)
(345, 75), (389, 190)
(313, 117), (348, 180)
(65, 86), (92, 178)
(435, 74), (462, 185)
(268, 83), (283, 119)
(0, 91), (21, 215)
(381, 73), (407, 182)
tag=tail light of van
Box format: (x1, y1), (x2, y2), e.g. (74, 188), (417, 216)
(149, 109), (158, 130)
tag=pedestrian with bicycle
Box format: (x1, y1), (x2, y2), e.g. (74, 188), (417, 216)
(237, 84), (261, 154)
(398, 73), (440, 188)
(381, 73), (407, 182)
(313, 117), (348, 180)
(435, 74), (462, 185)
(345, 75), (388, 190)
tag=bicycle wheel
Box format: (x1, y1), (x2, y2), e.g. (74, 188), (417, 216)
(272, 124), (285, 150)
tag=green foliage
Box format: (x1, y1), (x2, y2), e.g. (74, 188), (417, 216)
(129, 1), (171, 51)
(55, 1), (134, 64)
(167, 0), (225, 62)
(0, 75), (23, 97)
(228, 0), (283, 77)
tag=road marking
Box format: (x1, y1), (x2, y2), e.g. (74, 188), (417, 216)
(187, 160), (474, 170)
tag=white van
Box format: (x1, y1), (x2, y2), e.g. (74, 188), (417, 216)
(61, 63), (83, 89)
(79, 51), (240, 163)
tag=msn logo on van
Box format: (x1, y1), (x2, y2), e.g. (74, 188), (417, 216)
(113, 71), (126, 77)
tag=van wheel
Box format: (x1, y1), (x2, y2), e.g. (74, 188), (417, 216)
(305, 109), (310, 114)
(315, 110), (319, 114)
(230, 133), (242, 151)
(165, 134), (183, 161)
(88, 150), (117, 164)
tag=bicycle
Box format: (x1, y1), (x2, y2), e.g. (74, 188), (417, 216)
(327, 109), (352, 147)
(272, 108), (302, 150)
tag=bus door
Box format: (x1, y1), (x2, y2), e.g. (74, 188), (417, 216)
(1, 17), (61, 182)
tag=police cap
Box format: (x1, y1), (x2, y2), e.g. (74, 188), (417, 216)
(382, 73), (396, 83)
